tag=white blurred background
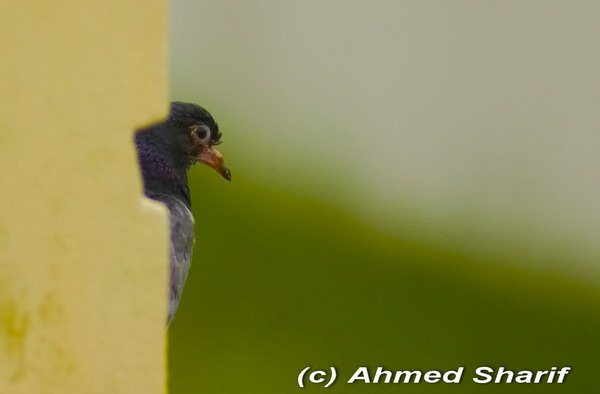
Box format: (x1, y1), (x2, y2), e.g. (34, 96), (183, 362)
(170, 0), (600, 280)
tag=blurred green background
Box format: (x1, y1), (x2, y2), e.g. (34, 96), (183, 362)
(167, 1), (600, 392)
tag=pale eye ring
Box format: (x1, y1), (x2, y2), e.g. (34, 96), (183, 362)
(193, 124), (211, 145)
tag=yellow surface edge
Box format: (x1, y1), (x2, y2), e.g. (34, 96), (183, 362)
(0, 1), (168, 393)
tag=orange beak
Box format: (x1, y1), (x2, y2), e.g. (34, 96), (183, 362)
(197, 147), (231, 181)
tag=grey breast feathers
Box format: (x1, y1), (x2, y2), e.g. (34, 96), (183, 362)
(149, 193), (195, 325)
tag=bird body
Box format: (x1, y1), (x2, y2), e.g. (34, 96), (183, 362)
(151, 192), (195, 323)
(135, 102), (230, 325)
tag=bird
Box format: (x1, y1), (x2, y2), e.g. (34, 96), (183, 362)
(135, 101), (231, 325)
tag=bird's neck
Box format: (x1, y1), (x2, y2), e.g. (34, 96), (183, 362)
(136, 141), (192, 207)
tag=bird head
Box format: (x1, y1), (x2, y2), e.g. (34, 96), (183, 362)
(140, 102), (231, 181)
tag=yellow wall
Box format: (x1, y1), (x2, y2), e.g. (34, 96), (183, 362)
(0, 1), (168, 393)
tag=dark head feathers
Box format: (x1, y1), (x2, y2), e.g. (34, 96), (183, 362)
(135, 101), (229, 207)
(169, 101), (222, 144)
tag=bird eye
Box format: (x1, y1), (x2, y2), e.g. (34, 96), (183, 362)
(192, 124), (211, 145)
